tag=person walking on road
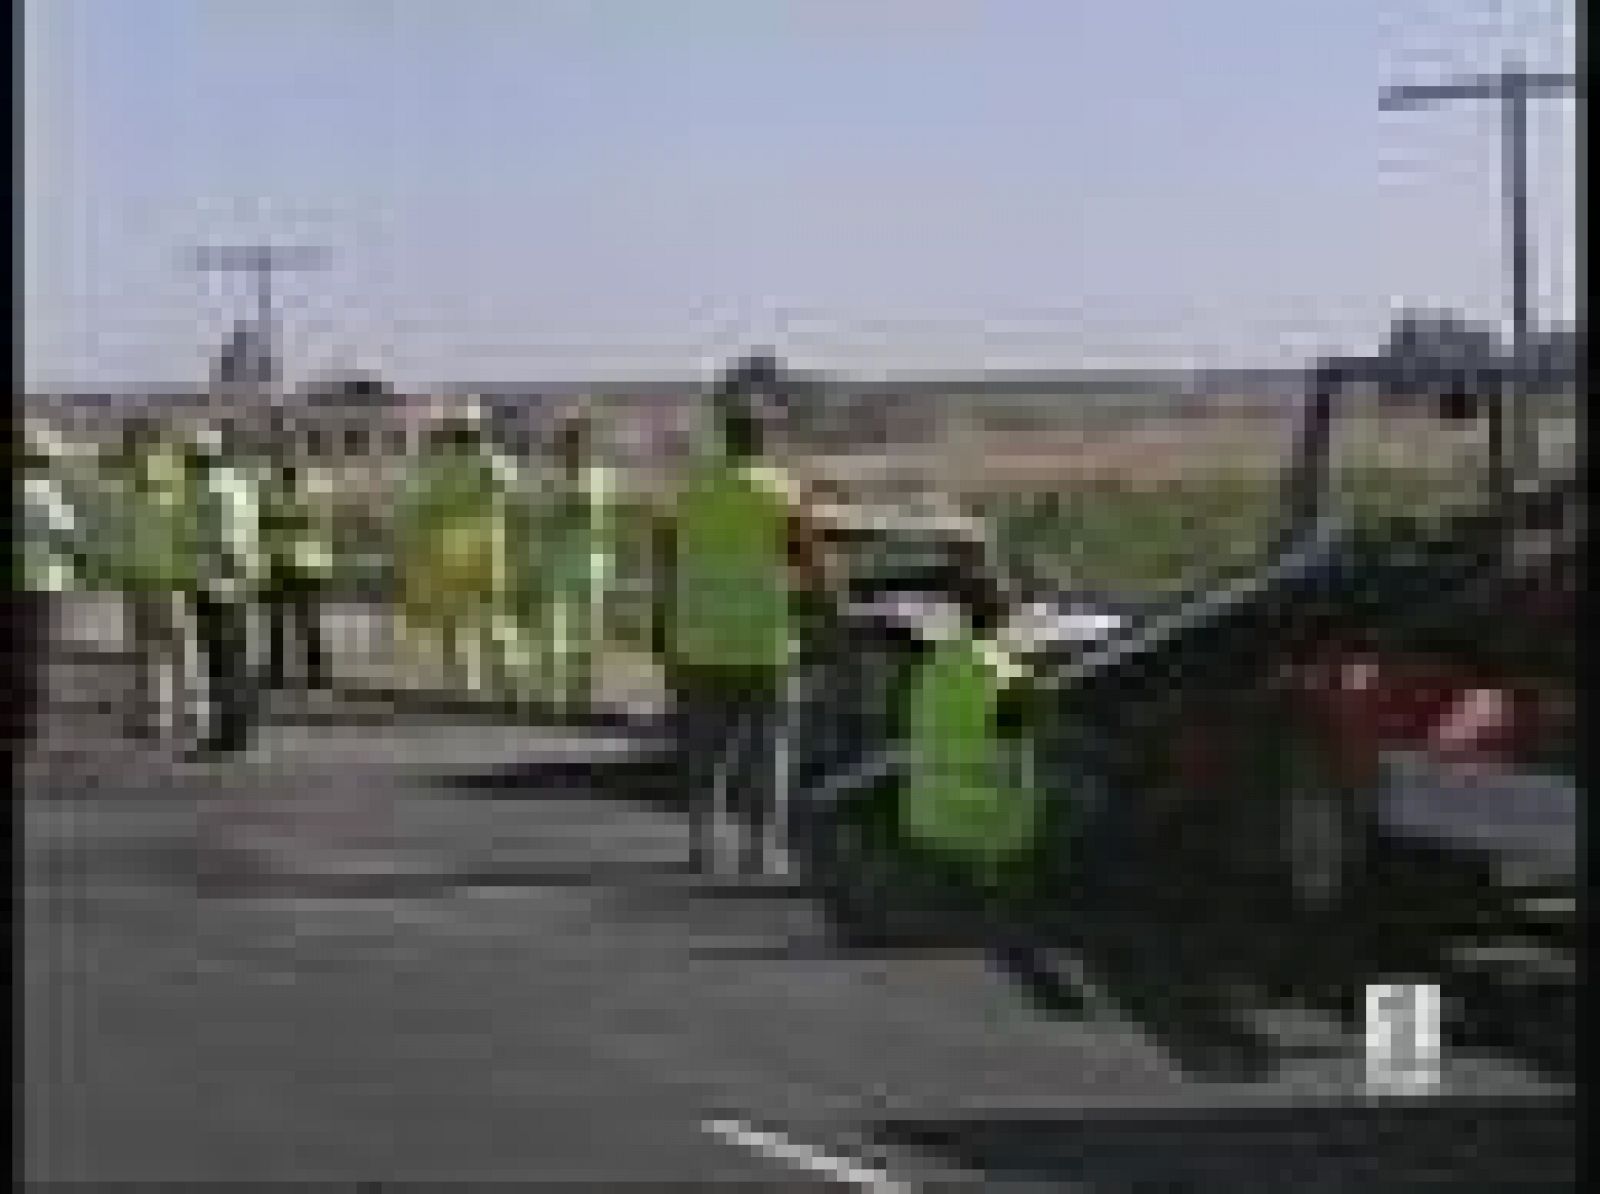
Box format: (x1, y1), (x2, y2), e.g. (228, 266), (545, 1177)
(652, 353), (832, 877)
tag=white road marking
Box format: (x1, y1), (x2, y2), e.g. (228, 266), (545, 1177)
(703, 1119), (911, 1192)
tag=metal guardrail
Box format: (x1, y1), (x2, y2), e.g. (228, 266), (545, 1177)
(1029, 514), (1349, 697)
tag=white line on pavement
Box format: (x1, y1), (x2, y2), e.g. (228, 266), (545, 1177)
(703, 1119), (912, 1192)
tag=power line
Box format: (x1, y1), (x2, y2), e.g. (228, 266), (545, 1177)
(1380, 59), (1579, 486)
(188, 244), (330, 391)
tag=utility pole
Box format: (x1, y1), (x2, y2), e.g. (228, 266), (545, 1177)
(189, 244), (329, 393)
(1380, 60), (1579, 490)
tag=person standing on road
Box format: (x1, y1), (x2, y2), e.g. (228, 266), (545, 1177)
(15, 419), (90, 743)
(111, 416), (201, 745)
(532, 404), (619, 719)
(396, 400), (516, 695)
(184, 419), (268, 757)
(651, 354), (832, 876)
(480, 415), (538, 703)
(260, 439), (334, 692)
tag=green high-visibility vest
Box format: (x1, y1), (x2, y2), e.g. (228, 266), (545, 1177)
(398, 450), (508, 599)
(194, 458), (266, 597)
(264, 476), (333, 581)
(118, 449), (201, 592)
(21, 473), (83, 593)
(901, 635), (1042, 874)
(669, 458), (791, 674)
(402, 453), (503, 531)
(540, 465), (616, 600)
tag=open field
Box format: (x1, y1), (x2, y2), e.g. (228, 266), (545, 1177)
(393, 401), (1547, 612)
(796, 404), (1505, 595)
(53, 393), (1575, 648)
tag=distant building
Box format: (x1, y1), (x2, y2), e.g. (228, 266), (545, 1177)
(269, 371), (419, 514)
(286, 370), (408, 456)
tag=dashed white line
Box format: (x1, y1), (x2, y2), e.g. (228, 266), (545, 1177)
(703, 1118), (912, 1192)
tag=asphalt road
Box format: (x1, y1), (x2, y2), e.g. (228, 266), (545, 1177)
(20, 641), (1576, 1188)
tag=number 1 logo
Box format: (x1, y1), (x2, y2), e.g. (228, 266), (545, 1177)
(1365, 982), (1442, 1094)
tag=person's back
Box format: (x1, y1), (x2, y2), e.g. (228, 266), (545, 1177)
(260, 456), (334, 690)
(655, 355), (834, 873)
(395, 408), (518, 690)
(528, 407), (621, 711)
(900, 611), (1044, 884)
(110, 419), (204, 743)
(399, 425), (486, 611)
(666, 452), (795, 684)
(117, 424), (200, 595)
(401, 428), (503, 585)
(658, 375), (835, 682)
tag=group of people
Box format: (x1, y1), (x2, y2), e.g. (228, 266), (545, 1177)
(651, 357), (1044, 879)
(18, 395), (625, 759)
(393, 400), (615, 714)
(19, 412), (341, 757)
(19, 359), (1047, 885)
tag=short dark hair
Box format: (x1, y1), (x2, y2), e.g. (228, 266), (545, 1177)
(711, 363), (778, 460)
(120, 415), (165, 453)
(718, 404), (763, 459)
(554, 413), (594, 464)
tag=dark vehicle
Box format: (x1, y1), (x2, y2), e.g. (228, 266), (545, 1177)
(786, 358), (1579, 1081)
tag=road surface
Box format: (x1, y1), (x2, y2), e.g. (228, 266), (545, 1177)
(20, 629), (1575, 1188)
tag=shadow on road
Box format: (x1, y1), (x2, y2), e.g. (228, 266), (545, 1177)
(192, 855), (712, 899)
(429, 735), (678, 805)
(874, 1096), (1577, 1192)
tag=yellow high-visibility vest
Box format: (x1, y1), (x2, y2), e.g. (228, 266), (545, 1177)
(669, 457), (792, 674)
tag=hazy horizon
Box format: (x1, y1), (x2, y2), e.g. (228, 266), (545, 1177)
(24, 0), (1577, 391)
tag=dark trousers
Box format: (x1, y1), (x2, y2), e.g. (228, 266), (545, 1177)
(265, 578), (326, 689)
(674, 670), (787, 874)
(10, 592), (52, 744)
(127, 591), (189, 741)
(192, 594), (257, 753)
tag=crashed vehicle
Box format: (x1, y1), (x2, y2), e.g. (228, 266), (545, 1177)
(785, 359), (1578, 1080)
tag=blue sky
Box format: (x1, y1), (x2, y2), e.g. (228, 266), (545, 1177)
(23, 0), (1577, 389)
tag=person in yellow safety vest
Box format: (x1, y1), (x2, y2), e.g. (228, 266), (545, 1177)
(260, 432), (334, 691)
(109, 416), (201, 743)
(184, 418), (269, 757)
(899, 598), (1045, 893)
(20, 419), (87, 596)
(531, 405), (618, 719)
(395, 399), (515, 695)
(897, 596), (1106, 1017)
(106, 416), (266, 755)
(17, 419), (88, 743)
(651, 354), (834, 876)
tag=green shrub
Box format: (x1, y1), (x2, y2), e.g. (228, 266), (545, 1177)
(990, 471), (1280, 595)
